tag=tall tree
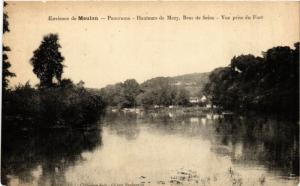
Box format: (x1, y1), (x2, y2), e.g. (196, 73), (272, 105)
(30, 34), (64, 88)
(121, 79), (140, 108)
(2, 2), (15, 90)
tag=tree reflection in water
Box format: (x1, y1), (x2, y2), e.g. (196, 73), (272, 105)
(105, 112), (299, 178)
(2, 112), (299, 185)
(1, 124), (102, 185)
(104, 112), (140, 140)
(213, 115), (299, 177)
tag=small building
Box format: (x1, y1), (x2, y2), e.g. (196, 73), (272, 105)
(206, 104), (212, 108)
(200, 95), (207, 103)
(189, 97), (200, 103)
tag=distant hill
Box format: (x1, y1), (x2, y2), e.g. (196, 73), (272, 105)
(171, 72), (209, 85)
(141, 72), (209, 96)
(172, 72), (209, 96)
(89, 72), (210, 98)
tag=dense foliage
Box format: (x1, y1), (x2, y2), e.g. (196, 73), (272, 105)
(99, 77), (191, 108)
(30, 34), (64, 88)
(2, 2), (15, 90)
(138, 77), (190, 107)
(99, 79), (141, 108)
(2, 33), (106, 128)
(3, 82), (105, 128)
(204, 42), (299, 116)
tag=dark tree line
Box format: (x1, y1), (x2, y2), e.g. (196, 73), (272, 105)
(3, 32), (106, 128)
(100, 77), (190, 108)
(138, 77), (190, 107)
(204, 42), (299, 117)
(2, 6), (106, 128)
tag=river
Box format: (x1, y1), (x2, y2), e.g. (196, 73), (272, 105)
(1, 111), (299, 186)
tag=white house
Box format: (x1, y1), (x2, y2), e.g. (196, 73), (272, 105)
(189, 97), (200, 103)
(200, 95), (207, 103)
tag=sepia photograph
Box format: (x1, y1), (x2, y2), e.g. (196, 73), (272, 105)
(1, 1), (299, 186)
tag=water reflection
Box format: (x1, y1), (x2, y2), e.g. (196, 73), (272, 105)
(1, 112), (299, 186)
(102, 112), (299, 185)
(213, 116), (299, 176)
(105, 113), (140, 140)
(1, 125), (102, 185)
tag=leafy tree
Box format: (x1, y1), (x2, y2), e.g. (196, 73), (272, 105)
(3, 2), (9, 33)
(175, 88), (190, 106)
(139, 77), (182, 107)
(204, 42), (299, 117)
(136, 90), (155, 107)
(120, 79), (141, 108)
(2, 2), (15, 90)
(99, 79), (141, 108)
(30, 34), (64, 88)
(76, 80), (85, 88)
(204, 67), (239, 110)
(59, 78), (75, 89)
(139, 77), (169, 106)
(100, 83), (121, 107)
(101, 77), (190, 108)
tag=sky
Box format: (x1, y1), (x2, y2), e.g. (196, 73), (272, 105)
(4, 1), (299, 88)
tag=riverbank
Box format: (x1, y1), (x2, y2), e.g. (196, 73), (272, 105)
(2, 84), (106, 129)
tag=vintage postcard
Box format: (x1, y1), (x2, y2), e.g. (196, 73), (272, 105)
(1, 1), (299, 186)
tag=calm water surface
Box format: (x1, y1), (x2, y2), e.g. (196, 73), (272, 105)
(2, 111), (299, 186)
